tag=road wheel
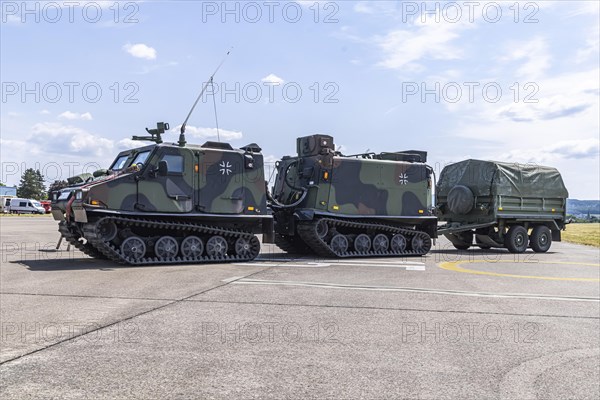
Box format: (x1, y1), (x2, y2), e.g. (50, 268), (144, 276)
(206, 236), (228, 258)
(316, 219), (329, 238)
(121, 237), (146, 261)
(97, 220), (117, 242)
(354, 234), (371, 253)
(181, 236), (204, 258)
(235, 236), (260, 259)
(412, 234), (432, 254)
(391, 234), (407, 253)
(504, 225), (528, 253)
(372, 234), (389, 253)
(330, 234), (348, 256)
(154, 236), (179, 260)
(530, 226), (552, 253)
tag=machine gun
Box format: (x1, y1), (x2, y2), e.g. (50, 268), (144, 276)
(132, 122), (170, 144)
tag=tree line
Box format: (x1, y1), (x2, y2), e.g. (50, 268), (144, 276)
(0, 169), (67, 200)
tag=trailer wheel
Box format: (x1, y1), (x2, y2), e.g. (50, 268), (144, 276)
(530, 226), (552, 253)
(504, 225), (528, 253)
(451, 231), (472, 250)
(475, 237), (492, 249)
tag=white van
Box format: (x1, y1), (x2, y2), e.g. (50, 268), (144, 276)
(7, 198), (46, 214)
(1, 196), (15, 213)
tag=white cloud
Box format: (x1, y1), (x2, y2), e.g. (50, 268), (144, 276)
(30, 122), (114, 156)
(40, 109), (51, 115)
(353, 1), (396, 15)
(117, 138), (142, 150)
(58, 111), (93, 121)
(501, 37), (550, 80)
(354, 2), (375, 14)
(171, 125), (243, 141)
(496, 94), (593, 122)
(261, 73), (285, 85)
(295, 1), (330, 8)
(496, 68), (599, 122)
(565, 1), (600, 18)
(123, 43), (157, 60)
(375, 18), (472, 73)
(500, 139), (599, 164)
(576, 23), (600, 63)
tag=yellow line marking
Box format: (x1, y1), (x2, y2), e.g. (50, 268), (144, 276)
(439, 260), (600, 282)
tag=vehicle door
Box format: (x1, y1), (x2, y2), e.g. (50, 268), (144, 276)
(136, 147), (195, 213)
(197, 149), (246, 214)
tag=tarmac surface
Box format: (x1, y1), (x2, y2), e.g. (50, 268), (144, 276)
(1, 216), (599, 399)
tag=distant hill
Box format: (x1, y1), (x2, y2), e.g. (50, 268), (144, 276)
(567, 199), (600, 216)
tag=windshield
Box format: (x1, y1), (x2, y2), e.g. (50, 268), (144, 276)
(110, 155), (129, 171)
(32, 201), (41, 207)
(131, 151), (151, 167)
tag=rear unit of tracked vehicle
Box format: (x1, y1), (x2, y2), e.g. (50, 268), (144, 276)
(269, 135), (437, 257)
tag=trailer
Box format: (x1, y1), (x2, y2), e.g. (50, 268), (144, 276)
(435, 160), (568, 253)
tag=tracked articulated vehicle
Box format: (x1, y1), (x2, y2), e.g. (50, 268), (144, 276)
(269, 135), (437, 257)
(52, 122), (273, 265)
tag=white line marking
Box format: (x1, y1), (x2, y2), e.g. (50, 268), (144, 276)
(233, 263), (331, 268)
(221, 276), (245, 283)
(232, 279), (600, 302)
(333, 259), (426, 266)
(236, 262), (425, 270)
(256, 257), (426, 266)
(406, 266), (426, 271)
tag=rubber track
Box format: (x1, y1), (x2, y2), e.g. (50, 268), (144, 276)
(273, 234), (314, 255)
(58, 221), (107, 259)
(83, 216), (260, 266)
(297, 217), (431, 258)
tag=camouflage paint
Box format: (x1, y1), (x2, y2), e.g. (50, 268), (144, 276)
(271, 135), (433, 217)
(56, 142), (268, 219)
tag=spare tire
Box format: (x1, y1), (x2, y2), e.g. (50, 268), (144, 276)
(447, 185), (475, 215)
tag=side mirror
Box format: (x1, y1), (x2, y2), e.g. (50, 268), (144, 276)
(157, 160), (169, 176)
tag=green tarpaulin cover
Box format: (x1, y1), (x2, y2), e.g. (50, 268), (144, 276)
(437, 159), (568, 199)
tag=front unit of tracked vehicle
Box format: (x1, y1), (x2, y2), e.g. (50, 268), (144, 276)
(51, 123), (273, 265)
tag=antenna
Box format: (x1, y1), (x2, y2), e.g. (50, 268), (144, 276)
(179, 47), (232, 147)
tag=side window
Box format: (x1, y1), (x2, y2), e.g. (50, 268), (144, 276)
(160, 154), (184, 173)
(28, 202), (32, 207)
(20, 202), (26, 207)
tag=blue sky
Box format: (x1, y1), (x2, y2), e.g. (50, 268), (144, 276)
(1, 1), (599, 199)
